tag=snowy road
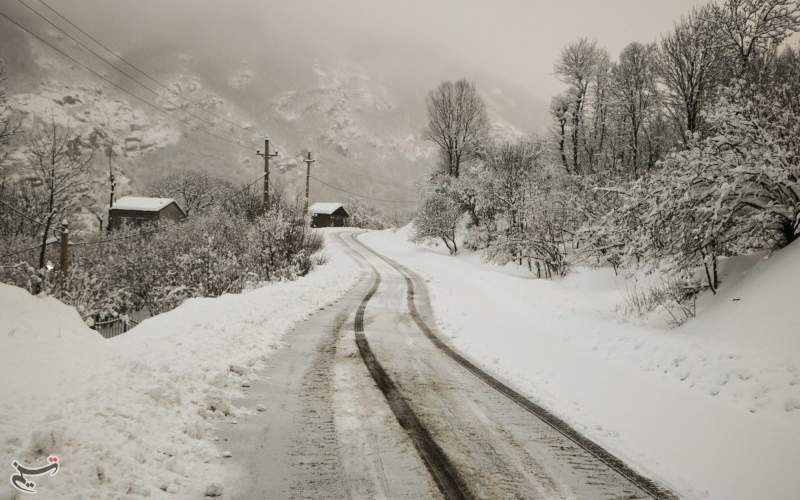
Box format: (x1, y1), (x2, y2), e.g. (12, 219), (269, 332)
(220, 232), (440, 499)
(222, 230), (671, 499)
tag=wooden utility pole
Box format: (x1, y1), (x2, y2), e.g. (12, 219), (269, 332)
(106, 139), (116, 208)
(255, 138), (279, 210)
(303, 151), (315, 214)
(59, 219), (69, 273)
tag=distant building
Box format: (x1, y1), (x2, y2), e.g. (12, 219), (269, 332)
(309, 202), (350, 228)
(108, 196), (186, 231)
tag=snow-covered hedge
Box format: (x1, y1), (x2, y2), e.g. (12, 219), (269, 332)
(0, 206), (323, 321)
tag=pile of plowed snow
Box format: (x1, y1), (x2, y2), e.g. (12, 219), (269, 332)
(0, 230), (359, 500)
(684, 241), (800, 355)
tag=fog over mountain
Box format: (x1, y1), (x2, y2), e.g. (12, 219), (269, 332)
(0, 0), (703, 216)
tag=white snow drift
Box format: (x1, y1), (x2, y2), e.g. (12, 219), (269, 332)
(0, 230), (359, 500)
(360, 226), (800, 500)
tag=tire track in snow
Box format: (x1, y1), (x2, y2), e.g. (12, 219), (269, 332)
(338, 231), (475, 500)
(349, 232), (677, 500)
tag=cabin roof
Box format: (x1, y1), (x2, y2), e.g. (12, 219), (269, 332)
(308, 202), (348, 216)
(111, 196), (177, 212)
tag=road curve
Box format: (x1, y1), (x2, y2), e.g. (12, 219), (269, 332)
(341, 230), (675, 500)
(219, 231), (441, 499)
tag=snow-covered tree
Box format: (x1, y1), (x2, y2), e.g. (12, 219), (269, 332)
(711, 0), (800, 77)
(413, 180), (462, 254)
(345, 198), (390, 229)
(550, 93), (571, 172)
(587, 80), (800, 293)
(26, 122), (97, 269)
(554, 38), (609, 175)
(659, 4), (725, 144)
(612, 42), (661, 176)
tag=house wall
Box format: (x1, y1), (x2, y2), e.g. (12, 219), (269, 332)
(311, 214), (332, 228)
(108, 203), (185, 231)
(108, 209), (159, 231)
(311, 214), (349, 227)
(159, 204), (185, 222)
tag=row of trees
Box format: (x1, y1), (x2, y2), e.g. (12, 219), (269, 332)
(415, 0), (800, 315)
(550, 0), (800, 178)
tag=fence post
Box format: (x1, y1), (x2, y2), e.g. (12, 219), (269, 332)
(59, 219), (69, 273)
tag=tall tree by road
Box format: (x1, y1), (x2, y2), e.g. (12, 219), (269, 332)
(659, 5), (724, 144)
(554, 38), (605, 175)
(424, 79), (488, 178)
(613, 42), (660, 176)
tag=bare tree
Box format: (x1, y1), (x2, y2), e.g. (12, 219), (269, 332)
(27, 122), (96, 268)
(555, 38), (605, 174)
(712, 0), (800, 76)
(550, 93), (571, 172)
(483, 141), (543, 237)
(613, 42), (660, 176)
(583, 52), (613, 174)
(659, 5), (724, 144)
(0, 182), (47, 240)
(424, 79), (488, 178)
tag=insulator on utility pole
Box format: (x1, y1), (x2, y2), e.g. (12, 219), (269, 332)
(256, 138), (279, 211)
(303, 151), (316, 215)
(59, 219), (69, 273)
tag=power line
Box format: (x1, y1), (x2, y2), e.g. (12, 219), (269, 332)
(1, 7), (421, 209)
(3, 5), (248, 169)
(1, 7), (282, 192)
(0, 198), (46, 226)
(309, 174), (417, 204)
(15, 1), (422, 198)
(0, 171), (266, 258)
(33, 0), (253, 135)
(0, 241), (45, 260)
(0, 10), (253, 152)
(12, 0), (256, 151)
(71, 172), (266, 248)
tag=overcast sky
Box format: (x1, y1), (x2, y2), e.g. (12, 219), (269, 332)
(35, 0), (706, 100)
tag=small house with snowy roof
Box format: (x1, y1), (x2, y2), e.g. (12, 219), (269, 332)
(309, 202), (349, 228)
(108, 196), (186, 231)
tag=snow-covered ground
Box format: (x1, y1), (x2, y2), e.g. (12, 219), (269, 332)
(0, 230), (359, 500)
(360, 227), (800, 500)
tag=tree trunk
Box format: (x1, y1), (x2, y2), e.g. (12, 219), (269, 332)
(37, 213), (54, 270)
(558, 119), (569, 173)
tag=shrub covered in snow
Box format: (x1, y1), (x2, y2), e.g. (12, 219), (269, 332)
(345, 197), (392, 230)
(0, 203), (324, 321)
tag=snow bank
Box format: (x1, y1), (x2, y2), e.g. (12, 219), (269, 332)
(686, 243), (800, 355)
(361, 228), (800, 500)
(0, 230), (359, 499)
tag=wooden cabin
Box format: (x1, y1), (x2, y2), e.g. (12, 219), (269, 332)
(108, 196), (186, 231)
(309, 202), (350, 228)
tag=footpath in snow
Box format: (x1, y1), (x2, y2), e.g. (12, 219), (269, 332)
(0, 229), (360, 500)
(360, 227), (800, 500)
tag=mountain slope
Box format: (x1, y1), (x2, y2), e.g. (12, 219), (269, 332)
(0, 9), (548, 227)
